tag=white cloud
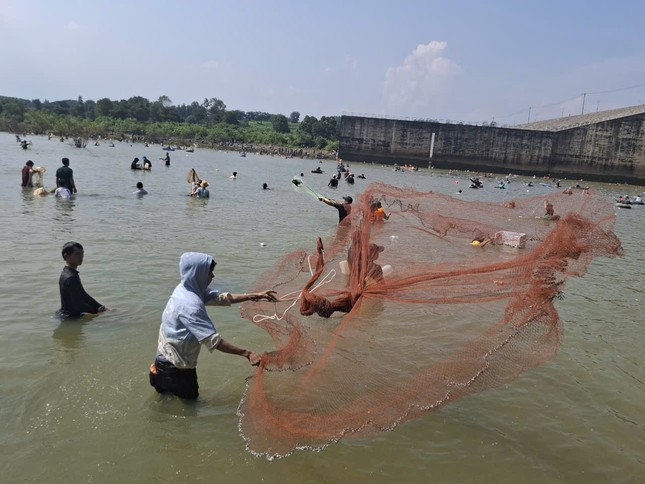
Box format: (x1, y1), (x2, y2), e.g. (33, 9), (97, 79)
(66, 20), (80, 31)
(383, 41), (460, 117)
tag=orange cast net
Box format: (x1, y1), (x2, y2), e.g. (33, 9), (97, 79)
(238, 182), (622, 459)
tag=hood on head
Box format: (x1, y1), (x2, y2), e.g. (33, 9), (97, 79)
(179, 252), (213, 299)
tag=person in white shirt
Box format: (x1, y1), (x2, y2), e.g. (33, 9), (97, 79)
(54, 178), (72, 199)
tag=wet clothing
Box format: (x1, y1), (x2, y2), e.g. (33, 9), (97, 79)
(330, 201), (350, 223)
(56, 266), (103, 319)
(370, 207), (387, 222)
(56, 165), (75, 191)
(151, 252), (234, 398)
(149, 359), (198, 399)
(328, 177), (338, 188)
(195, 187), (209, 198)
(55, 187), (72, 199)
(21, 165), (33, 187)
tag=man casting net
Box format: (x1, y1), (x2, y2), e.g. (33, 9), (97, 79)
(238, 182), (622, 459)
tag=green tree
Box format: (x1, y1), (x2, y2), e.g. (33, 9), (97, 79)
(223, 111), (240, 125)
(84, 99), (96, 120)
(271, 114), (290, 133)
(111, 100), (129, 119)
(202, 97), (226, 123)
(289, 111), (300, 123)
(2, 99), (26, 122)
(185, 101), (207, 124)
(158, 95), (172, 107)
(96, 98), (113, 117)
(127, 96), (151, 122)
(313, 116), (339, 139)
(298, 115), (318, 136)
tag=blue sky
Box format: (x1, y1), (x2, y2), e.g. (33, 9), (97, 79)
(1, 0), (644, 125)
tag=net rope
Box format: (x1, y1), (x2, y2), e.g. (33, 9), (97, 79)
(237, 182), (622, 459)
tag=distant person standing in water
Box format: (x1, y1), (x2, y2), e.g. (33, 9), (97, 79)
(194, 181), (209, 198)
(55, 157), (77, 194)
(54, 178), (72, 199)
(56, 241), (107, 319)
(21, 160), (35, 187)
(161, 152), (170, 166)
(133, 182), (148, 196)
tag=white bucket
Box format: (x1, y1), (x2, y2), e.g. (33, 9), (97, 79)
(339, 260), (350, 275)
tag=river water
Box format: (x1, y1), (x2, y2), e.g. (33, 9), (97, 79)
(1, 132), (643, 483)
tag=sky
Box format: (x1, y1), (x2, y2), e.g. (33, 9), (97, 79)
(1, 0), (644, 125)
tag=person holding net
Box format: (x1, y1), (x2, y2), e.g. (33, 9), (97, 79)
(149, 252), (277, 399)
(319, 195), (353, 223)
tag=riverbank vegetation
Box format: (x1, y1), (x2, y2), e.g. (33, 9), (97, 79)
(0, 95), (340, 154)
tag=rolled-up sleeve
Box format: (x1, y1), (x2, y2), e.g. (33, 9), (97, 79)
(205, 291), (233, 306)
(201, 333), (222, 352)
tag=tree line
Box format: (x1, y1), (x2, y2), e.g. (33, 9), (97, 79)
(0, 95), (340, 151)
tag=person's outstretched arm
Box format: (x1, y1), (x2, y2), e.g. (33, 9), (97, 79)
(216, 339), (261, 365)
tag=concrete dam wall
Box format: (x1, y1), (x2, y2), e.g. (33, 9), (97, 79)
(339, 110), (645, 185)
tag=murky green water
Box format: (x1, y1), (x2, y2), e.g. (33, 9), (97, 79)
(1, 132), (643, 483)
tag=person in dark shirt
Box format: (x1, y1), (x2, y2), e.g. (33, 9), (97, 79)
(21, 160), (35, 187)
(56, 241), (107, 319)
(319, 195), (352, 223)
(55, 157), (77, 194)
(328, 174), (339, 188)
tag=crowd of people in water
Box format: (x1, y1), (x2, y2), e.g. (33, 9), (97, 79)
(17, 141), (642, 401)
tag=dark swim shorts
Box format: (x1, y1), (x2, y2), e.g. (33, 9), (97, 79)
(149, 358), (199, 399)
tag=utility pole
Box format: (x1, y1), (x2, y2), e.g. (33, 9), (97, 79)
(581, 93), (586, 115)
(527, 107), (531, 123)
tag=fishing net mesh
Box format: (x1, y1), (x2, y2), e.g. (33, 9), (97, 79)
(238, 182), (622, 459)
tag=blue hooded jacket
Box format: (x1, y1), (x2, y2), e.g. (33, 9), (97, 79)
(156, 252), (228, 368)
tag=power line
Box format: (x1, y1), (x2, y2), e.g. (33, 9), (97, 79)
(585, 83), (645, 96)
(496, 82), (645, 122)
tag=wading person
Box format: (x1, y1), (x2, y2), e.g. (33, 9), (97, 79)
(21, 160), (35, 187)
(319, 195), (352, 223)
(55, 157), (77, 194)
(149, 252), (277, 399)
(56, 242), (107, 319)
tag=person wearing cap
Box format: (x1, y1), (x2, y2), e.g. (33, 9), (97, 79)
(319, 195), (352, 223)
(194, 180), (210, 198)
(149, 252), (278, 399)
(21, 160), (35, 187)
